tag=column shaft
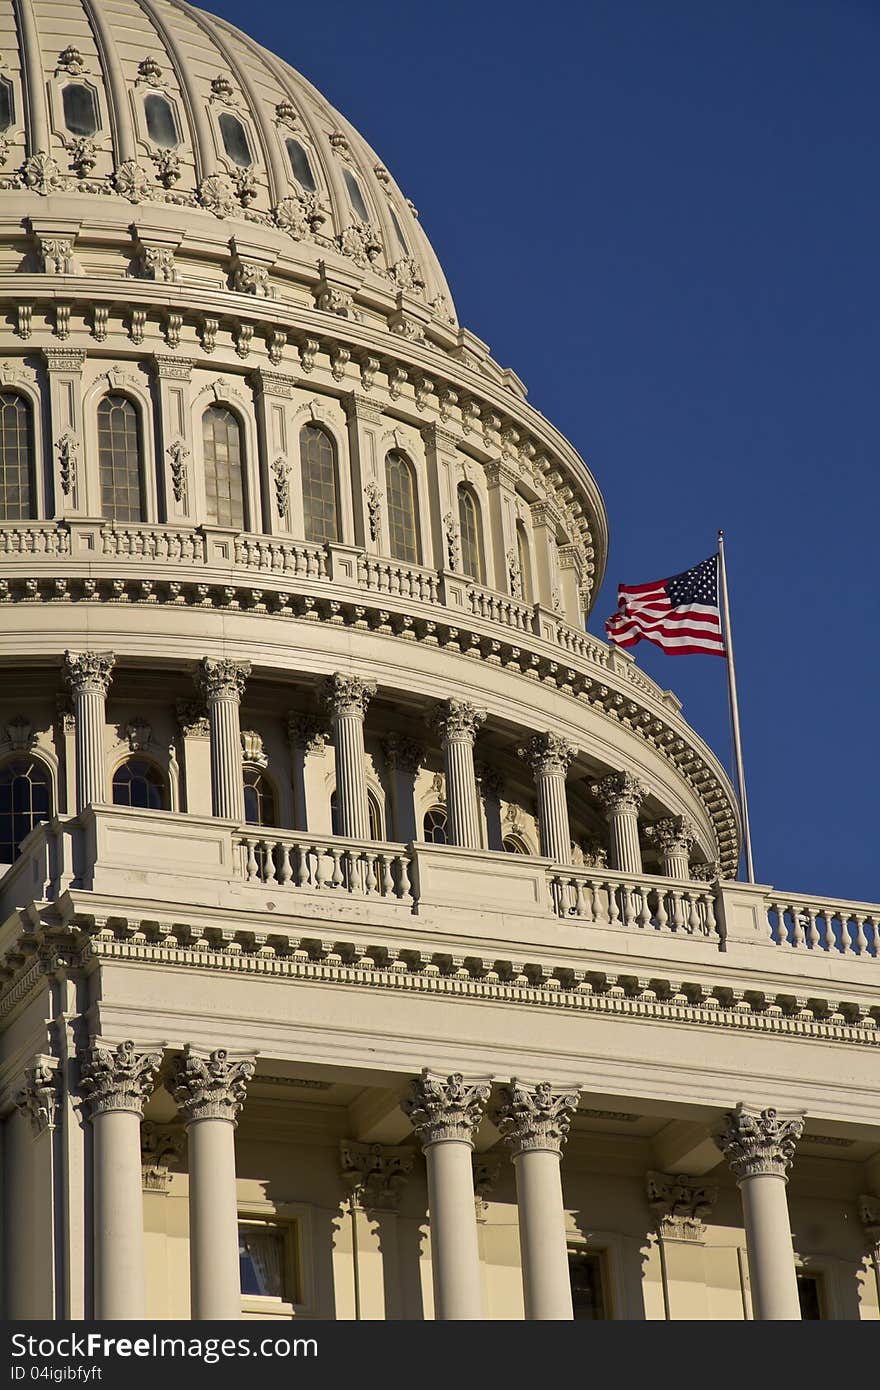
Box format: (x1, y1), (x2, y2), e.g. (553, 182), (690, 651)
(513, 1148), (573, 1319)
(74, 688), (108, 811)
(334, 713), (369, 838)
(424, 1139), (484, 1319)
(188, 1119), (242, 1320)
(662, 848), (690, 878)
(445, 737), (482, 848)
(208, 695), (245, 821)
(536, 771), (571, 863)
(740, 1174), (801, 1320)
(92, 1110), (147, 1319)
(608, 809), (642, 873)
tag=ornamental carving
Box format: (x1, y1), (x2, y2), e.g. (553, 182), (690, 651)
(197, 657), (250, 702)
(322, 672), (376, 720)
(176, 700), (210, 739)
(137, 246), (178, 282)
(171, 1046), (255, 1124)
(495, 1080), (579, 1156)
(198, 172), (237, 219)
(364, 482), (382, 542)
(382, 733), (424, 775)
(64, 649), (115, 697)
(402, 1070), (490, 1146)
(136, 56), (165, 87)
(590, 770), (646, 817)
(315, 281), (358, 319)
(273, 191), (325, 238)
(20, 152), (63, 195)
(66, 136), (97, 177)
(518, 731), (576, 777)
(473, 1157), (502, 1219)
(6, 714), (34, 751)
(113, 160), (151, 203)
(274, 99), (298, 129)
(443, 512), (460, 571)
(141, 1122), (185, 1193)
(287, 712), (328, 756)
(231, 259), (274, 297)
(78, 1039), (162, 1118)
(15, 1056), (60, 1136)
(859, 1195), (880, 1250)
(340, 1140), (414, 1212)
(337, 221), (382, 266)
(646, 1171), (717, 1242)
(644, 815), (697, 857)
(152, 148), (181, 187)
(715, 1103), (805, 1181)
(507, 547), (522, 599)
(389, 256), (425, 292)
(240, 729), (267, 767)
(167, 439), (189, 505)
(38, 237), (79, 274)
(125, 717), (152, 752)
(271, 457), (290, 517)
(430, 698), (487, 744)
(56, 45), (85, 75)
(691, 860), (721, 883)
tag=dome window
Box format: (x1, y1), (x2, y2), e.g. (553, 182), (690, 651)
(62, 83), (99, 137)
(300, 424), (340, 545)
(422, 806), (447, 845)
(285, 138), (316, 192)
(457, 484), (485, 584)
(0, 757), (51, 865)
(0, 392), (34, 521)
(112, 758), (168, 811)
(144, 93), (179, 149)
(343, 168), (370, 223)
(97, 395), (144, 524)
(202, 406), (246, 530)
(0, 77), (14, 133)
(384, 451), (420, 565)
(244, 766), (277, 828)
(389, 206), (409, 256)
(218, 112), (253, 168)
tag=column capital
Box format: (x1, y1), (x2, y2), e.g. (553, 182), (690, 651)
(518, 731), (576, 777)
(382, 732), (425, 774)
(590, 769), (646, 816)
(14, 1055), (60, 1136)
(287, 711), (329, 755)
(495, 1080), (579, 1157)
(340, 1139), (414, 1212)
(402, 1070), (490, 1147)
(141, 1121), (186, 1193)
(716, 1103), (805, 1181)
(646, 1170), (717, 1242)
(63, 649), (115, 696)
(644, 814), (698, 856)
(197, 657), (251, 702)
(323, 672), (376, 719)
(171, 1046), (256, 1125)
(430, 698), (487, 745)
(79, 1039), (162, 1118)
(176, 698), (210, 739)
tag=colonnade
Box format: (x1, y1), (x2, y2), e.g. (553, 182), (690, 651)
(61, 649), (684, 873)
(14, 1043), (811, 1321)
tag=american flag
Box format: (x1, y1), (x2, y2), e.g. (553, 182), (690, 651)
(605, 555), (726, 656)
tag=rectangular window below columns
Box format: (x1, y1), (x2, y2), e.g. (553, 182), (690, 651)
(568, 1247), (608, 1320)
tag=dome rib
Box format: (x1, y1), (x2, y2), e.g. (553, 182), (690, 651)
(135, 0), (211, 182)
(81, 0), (137, 166)
(12, 0), (49, 155)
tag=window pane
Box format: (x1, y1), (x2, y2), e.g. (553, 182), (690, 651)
(343, 168), (370, 222)
(203, 407), (245, 530)
(516, 523), (532, 602)
(145, 93), (179, 149)
(300, 425), (339, 544)
(423, 807), (447, 845)
(367, 792), (383, 841)
(797, 1273), (822, 1320)
(285, 138), (316, 191)
(243, 767), (276, 828)
(219, 112), (252, 168)
(112, 759), (166, 810)
(0, 758), (52, 863)
(0, 393), (33, 521)
(98, 395), (144, 523)
(239, 1224), (286, 1298)
(62, 83), (98, 137)
(389, 205), (408, 255)
(385, 452), (419, 564)
(0, 78), (14, 133)
(457, 485), (484, 583)
(569, 1251), (606, 1320)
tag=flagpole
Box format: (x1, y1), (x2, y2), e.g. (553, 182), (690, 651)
(717, 529), (755, 883)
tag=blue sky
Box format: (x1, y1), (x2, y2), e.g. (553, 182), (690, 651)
(209, 0), (879, 901)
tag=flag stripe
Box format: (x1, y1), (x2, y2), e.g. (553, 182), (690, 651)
(605, 554), (725, 658)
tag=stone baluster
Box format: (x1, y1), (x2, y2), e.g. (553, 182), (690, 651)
(644, 814), (697, 878)
(716, 1103), (805, 1320)
(79, 1039), (162, 1320)
(197, 658), (250, 821)
(590, 771), (646, 874)
(495, 1080), (579, 1320)
(323, 674), (376, 839)
(519, 732), (576, 864)
(171, 1046), (256, 1321)
(430, 700), (486, 848)
(63, 651), (115, 812)
(402, 1070), (490, 1319)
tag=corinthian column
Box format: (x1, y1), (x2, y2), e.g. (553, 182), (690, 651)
(64, 651), (115, 811)
(172, 1046), (256, 1321)
(430, 700), (486, 848)
(79, 1039), (162, 1320)
(519, 732), (576, 863)
(402, 1070), (490, 1319)
(323, 673), (376, 838)
(197, 658), (250, 821)
(716, 1103), (805, 1320)
(644, 814), (697, 878)
(590, 771), (646, 874)
(496, 1081), (579, 1320)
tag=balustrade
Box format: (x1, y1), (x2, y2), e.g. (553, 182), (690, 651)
(549, 865), (719, 939)
(769, 895), (879, 958)
(357, 554), (439, 603)
(239, 830), (415, 904)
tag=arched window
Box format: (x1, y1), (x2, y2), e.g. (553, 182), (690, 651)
(0, 77), (15, 132)
(299, 424), (340, 543)
(98, 395), (144, 523)
(218, 112), (253, 167)
(144, 93), (179, 148)
(0, 392), (34, 521)
(285, 138), (316, 191)
(422, 806), (447, 845)
(384, 451), (419, 564)
(0, 757), (51, 863)
(367, 790), (384, 841)
(244, 766), (277, 827)
(502, 835), (529, 855)
(112, 758), (167, 810)
(62, 83), (98, 137)
(516, 521), (533, 603)
(457, 485), (485, 583)
(202, 406), (246, 530)
(343, 168), (370, 222)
